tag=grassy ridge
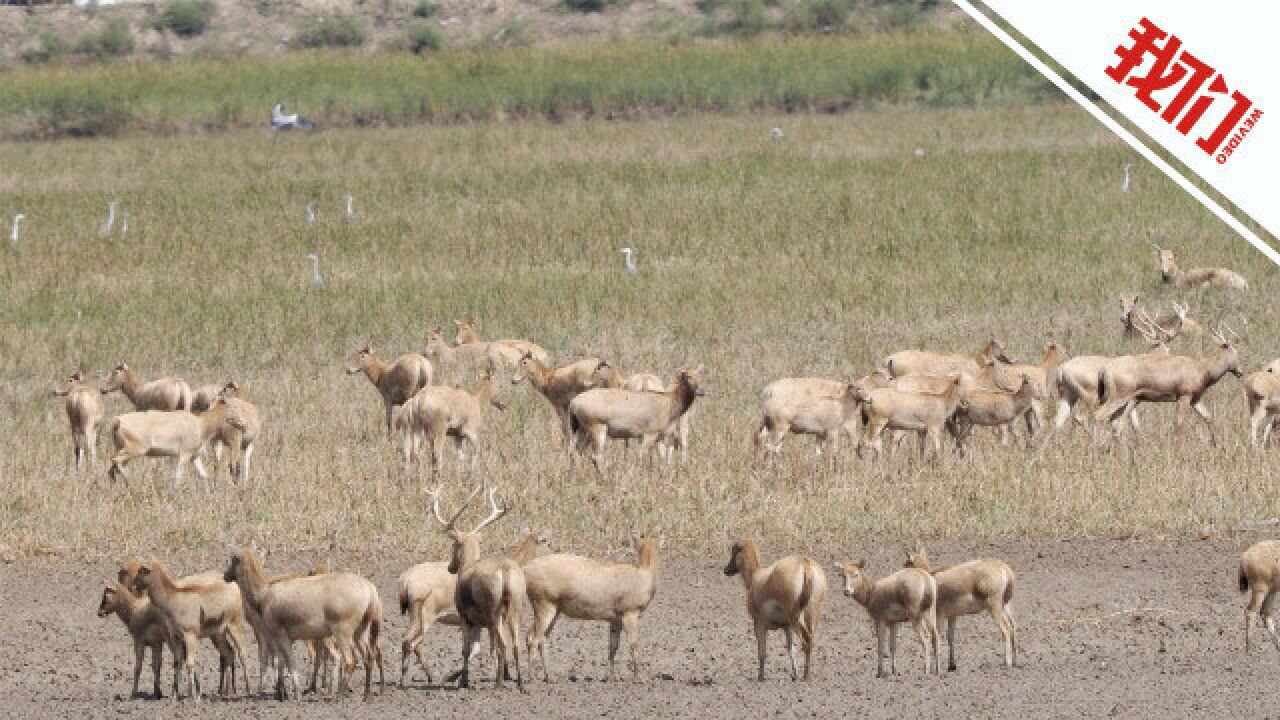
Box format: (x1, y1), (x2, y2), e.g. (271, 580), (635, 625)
(0, 33), (1054, 139)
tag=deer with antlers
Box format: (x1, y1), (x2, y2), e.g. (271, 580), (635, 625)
(1094, 322), (1242, 445)
(1047, 308), (1174, 442)
(430, 484), (525, 690)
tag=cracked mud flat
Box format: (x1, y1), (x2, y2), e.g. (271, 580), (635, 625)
(0, 538), (1273, 719)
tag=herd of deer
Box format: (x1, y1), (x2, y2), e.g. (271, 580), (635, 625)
(98, 478), (1025, 700)
(62, 246), (1280, 698)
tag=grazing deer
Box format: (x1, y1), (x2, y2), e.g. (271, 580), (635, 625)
(754, 377), (860, 460)
(883, 336), (1013, 378)
(345, 346), (433, 434)
(524, 536), (662, 681)
(836, 561), (939, 678)
(431, 485), (525, 690)
(904, 548), (1016, 670)
(723, 535), (825, 681)
(1095, 324), (1242, 445)
(52, 371), (103, 470)
(1153, 244), (1248, 290)
(396, 369), (505, 476)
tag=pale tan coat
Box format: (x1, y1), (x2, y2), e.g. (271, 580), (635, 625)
(346, 346), (433, 433)
(102, 363), (191, 411)
(724, 537), (825, 681)
(837, 562), (939, 678)
(524, 537), (661, 681)
(53, 371), (102, 470)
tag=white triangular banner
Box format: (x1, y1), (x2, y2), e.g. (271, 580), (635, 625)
(957, 1), (1277, 262)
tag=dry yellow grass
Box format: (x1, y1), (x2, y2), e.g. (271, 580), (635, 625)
(1, 104), (1276, 562)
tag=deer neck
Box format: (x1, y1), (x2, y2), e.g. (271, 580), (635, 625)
(362, 357), (388, 387)
(850, 574), (875, 608)
(736, 541), (761, 587)
(235, 555), (270, 615)
(508, 533), (538, 564)
(455, 535), (482, 572)
(111, 582), (147, 626)
(1204, 348), (1234, 384)
(665, 376), (697, 423)
(143, 565), (178, 606)
(473, 376), (495, 405)
(637, 540), (660, 573)
(197, 405), (229, 439)
(527, 360), (553, 392)
(118, 369), (141, 402)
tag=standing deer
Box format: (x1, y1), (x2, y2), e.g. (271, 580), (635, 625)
(345, 346), (433, 434)
(431, 484), (525, 690)
(1094, 324), (1242, 445)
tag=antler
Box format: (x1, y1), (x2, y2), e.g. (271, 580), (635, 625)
(429, 483), (482, 532)
(472, 485), (508, 534)
(1134, 308), (1172, 345)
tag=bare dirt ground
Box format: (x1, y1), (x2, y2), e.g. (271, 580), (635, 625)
(0, 537), (1274, 718)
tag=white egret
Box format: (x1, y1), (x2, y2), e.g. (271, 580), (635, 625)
(100, 201), (117, 236)
(271, 102), (314, 132)
(620, 247), (637, 277)
(10, 213), (23, 245)
(119, 211), (129, 240)
(345, 194), (357, 223)
(1122, 163), (1134, 193)
(306, 253), (324, 289)
(306, 201), (316, 226)
(770, 127), (784, 143)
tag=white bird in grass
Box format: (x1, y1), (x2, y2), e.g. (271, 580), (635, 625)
(1122, 163), (1134, 193)
(345, 194), (357, 223)
(306, 201), (316, 226)
(305, 253), (324, 289)
(770, 127), (784, 143)
(271, 102), (314, 132)
(119, 211), (129, 240)
(620, 246), (637, 276)
(100, 201), (117, 237)
(10, 213), (23, 245)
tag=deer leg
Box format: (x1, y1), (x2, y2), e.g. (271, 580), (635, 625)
(131, 642), (144, 697)
(1191, 399), (1216, 446)
(607, 619), (622, 681)
(783, 626), (798, 681)
(888, 622), (899, 675)
(874, 620), (887, 678)
(754, 620), (768, 681)
(622, 612), (641, 678)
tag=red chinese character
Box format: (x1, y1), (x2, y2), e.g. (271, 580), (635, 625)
(1105, 18), (1168, 84)
(1197, 90), (1253, 154)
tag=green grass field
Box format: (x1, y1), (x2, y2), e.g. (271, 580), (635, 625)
(2, 40), (1277, 562)
(1, 34), (1049, 139)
